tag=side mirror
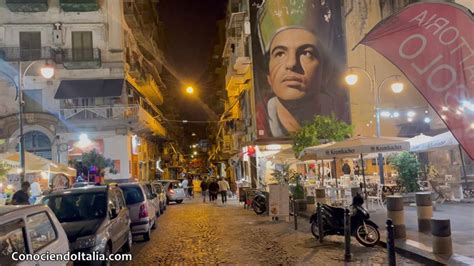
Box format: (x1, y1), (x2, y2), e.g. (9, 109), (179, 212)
(110, 208), (118, 219)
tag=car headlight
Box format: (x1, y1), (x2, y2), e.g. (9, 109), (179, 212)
(74, 235), (96, 250)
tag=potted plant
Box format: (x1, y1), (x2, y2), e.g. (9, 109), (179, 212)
(388, 152), (421, 203)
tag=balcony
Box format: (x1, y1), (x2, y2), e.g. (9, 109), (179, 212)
(59, 104), (166, 137)
(6, 0), (48, 12)
(60, 105), (139, 121)
(52, 48), (101, 69)
(59, 0), (99, 12)
(0, 47), (52, 61)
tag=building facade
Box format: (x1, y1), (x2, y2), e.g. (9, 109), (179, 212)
(0, 0), (168, 181)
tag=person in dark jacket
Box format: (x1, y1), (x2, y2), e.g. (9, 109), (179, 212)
(200, 177), (209, 203)
(208, 178), (220, 204)
(11, 182), (30, 205)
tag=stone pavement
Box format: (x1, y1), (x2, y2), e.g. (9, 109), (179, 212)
(115, 196), (418, 265)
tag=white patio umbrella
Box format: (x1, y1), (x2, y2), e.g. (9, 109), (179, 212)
(365, 133), (433, 159)
(299, 136), (410, 202)
(269, 147), (298, 164)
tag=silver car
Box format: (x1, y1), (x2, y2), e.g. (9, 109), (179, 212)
(141, 182), (162, 217)
(155, 180), (186, 204)
(118, 183), (157, 241)
(0, 205), (70, 266)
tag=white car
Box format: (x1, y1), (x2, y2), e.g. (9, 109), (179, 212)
(153, 180), (186, 204)
(0, 205), (70, 265)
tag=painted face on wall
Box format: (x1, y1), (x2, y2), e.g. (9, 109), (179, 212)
(267, 29), (321, 101)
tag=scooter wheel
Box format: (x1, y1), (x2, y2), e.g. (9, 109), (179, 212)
(311, 222), (321, 239)
(355, 224), (380, 247)
(252, 203), (266, 214)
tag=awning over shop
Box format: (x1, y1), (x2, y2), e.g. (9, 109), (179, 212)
(54, 79), (124, 99)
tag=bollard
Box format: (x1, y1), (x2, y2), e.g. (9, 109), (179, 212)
(293, 199), (298, 230)
(386, 219), (396, 266)
(431, 219), (453, 255)
(315, 188), (326, 204)
(351, 187), (361, 198)
(386, 196), (406, 239)
(317, 203), (324, 243)
(415, 192), (433, 232)
(344, 208), (352, 261)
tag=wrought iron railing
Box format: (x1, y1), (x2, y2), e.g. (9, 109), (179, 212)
(59, 105), (139, 121)
(0, 47), (52, 61)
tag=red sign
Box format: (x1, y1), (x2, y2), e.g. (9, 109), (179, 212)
(359, 3), (474, 159)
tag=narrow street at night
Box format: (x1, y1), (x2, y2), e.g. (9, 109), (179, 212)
(118, 196), (417, 265)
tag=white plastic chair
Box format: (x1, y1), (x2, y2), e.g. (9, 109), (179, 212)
(367, 184), (384, 209)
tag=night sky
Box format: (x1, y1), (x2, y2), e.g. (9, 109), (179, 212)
(158, 0), (227, 84)
(158, 0), (227, 139)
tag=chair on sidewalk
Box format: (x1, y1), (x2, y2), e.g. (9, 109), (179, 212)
(429, 180), (452, 204)
(367, 184), (384, 209)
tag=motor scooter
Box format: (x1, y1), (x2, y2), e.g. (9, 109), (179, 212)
(309, 194), (380, 247)
(252, 191), (266, 215)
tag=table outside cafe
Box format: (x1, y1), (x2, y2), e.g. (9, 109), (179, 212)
(298, 136), (410, 208)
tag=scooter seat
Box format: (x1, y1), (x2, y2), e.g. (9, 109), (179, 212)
(321, 204), (345, 219)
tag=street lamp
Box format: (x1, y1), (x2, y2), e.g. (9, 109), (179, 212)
(345, 66), (403, 184)
(186, 86), (194, 94)
(0, 60), (55, 182)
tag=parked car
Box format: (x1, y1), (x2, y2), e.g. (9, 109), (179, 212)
(151, 182), (167, 213)
(118, 183), (157, 241)
(155, 180), (185, 204)
(141, 182), (161, 217)
(0, 205), (70, 266)
(40, 185), (132, 261)
(71, 182), (96, 188)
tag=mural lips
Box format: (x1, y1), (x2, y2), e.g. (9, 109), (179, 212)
(359, 2), (474, 159)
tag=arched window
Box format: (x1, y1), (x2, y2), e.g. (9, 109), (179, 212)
(16, 131), (52, 160)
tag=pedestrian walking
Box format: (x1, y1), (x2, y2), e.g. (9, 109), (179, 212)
(182, 177), (189, 198)
(11, 181), (31, 205)
(200, 177), (209, 203)
(188, 176), (194, 198)
(209, 178), (219, 204)
(229, 178), (237, 198)
(218, 177), (230, 205)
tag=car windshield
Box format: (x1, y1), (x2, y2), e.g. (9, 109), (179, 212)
(42, 192), (107, 223)
(120, 186), (145, 204)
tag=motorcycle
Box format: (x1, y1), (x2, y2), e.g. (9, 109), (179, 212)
(309, 195), (380, 247)
(252, 191), (266, 215)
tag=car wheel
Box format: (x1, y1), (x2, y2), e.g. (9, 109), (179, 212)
(143, 229), (151, 241)
(102, 244), (112, 266)
(176, 200), (183, 204)
(121, 231), (132, 253)
(151, 218), (157, 230)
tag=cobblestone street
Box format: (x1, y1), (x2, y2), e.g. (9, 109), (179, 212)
(117, 196), (418, 265)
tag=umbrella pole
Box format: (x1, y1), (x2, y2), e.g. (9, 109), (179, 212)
(333, 157), (338, 189)
(360, 153), (368, 209)
(459, 145), (468, 188)
(320, 160), (324, 187)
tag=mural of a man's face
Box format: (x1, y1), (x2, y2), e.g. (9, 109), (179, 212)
(267, 29), (320, 101)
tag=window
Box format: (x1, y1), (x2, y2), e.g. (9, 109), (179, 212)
(108, 192), (118, 218)
(72, 31), (93, 61)
(120, 186), (144, 205)
(42, 192), (107, 223)
(20, 32), (41, 61)
(0, 219), (27, 265)
(26, 212), (57, 252)
(23, 89), (43, 113)
(115, 189), (126, 210)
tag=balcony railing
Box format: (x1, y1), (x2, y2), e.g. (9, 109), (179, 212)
(59, 0), (99, 12)
(60, 105), (139, 121)
(0, 47), (52, 61)
(6, 0), (48, 12)
(52, 48), (101, 69)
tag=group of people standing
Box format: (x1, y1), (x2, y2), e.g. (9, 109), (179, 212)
(200, 177), (232, 205)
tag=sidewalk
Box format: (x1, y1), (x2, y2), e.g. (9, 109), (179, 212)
(299, 202), (474, 265)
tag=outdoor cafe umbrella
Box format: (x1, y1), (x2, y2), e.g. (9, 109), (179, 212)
(269, 147), (299, 164)
(299, 136), (410, 202)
